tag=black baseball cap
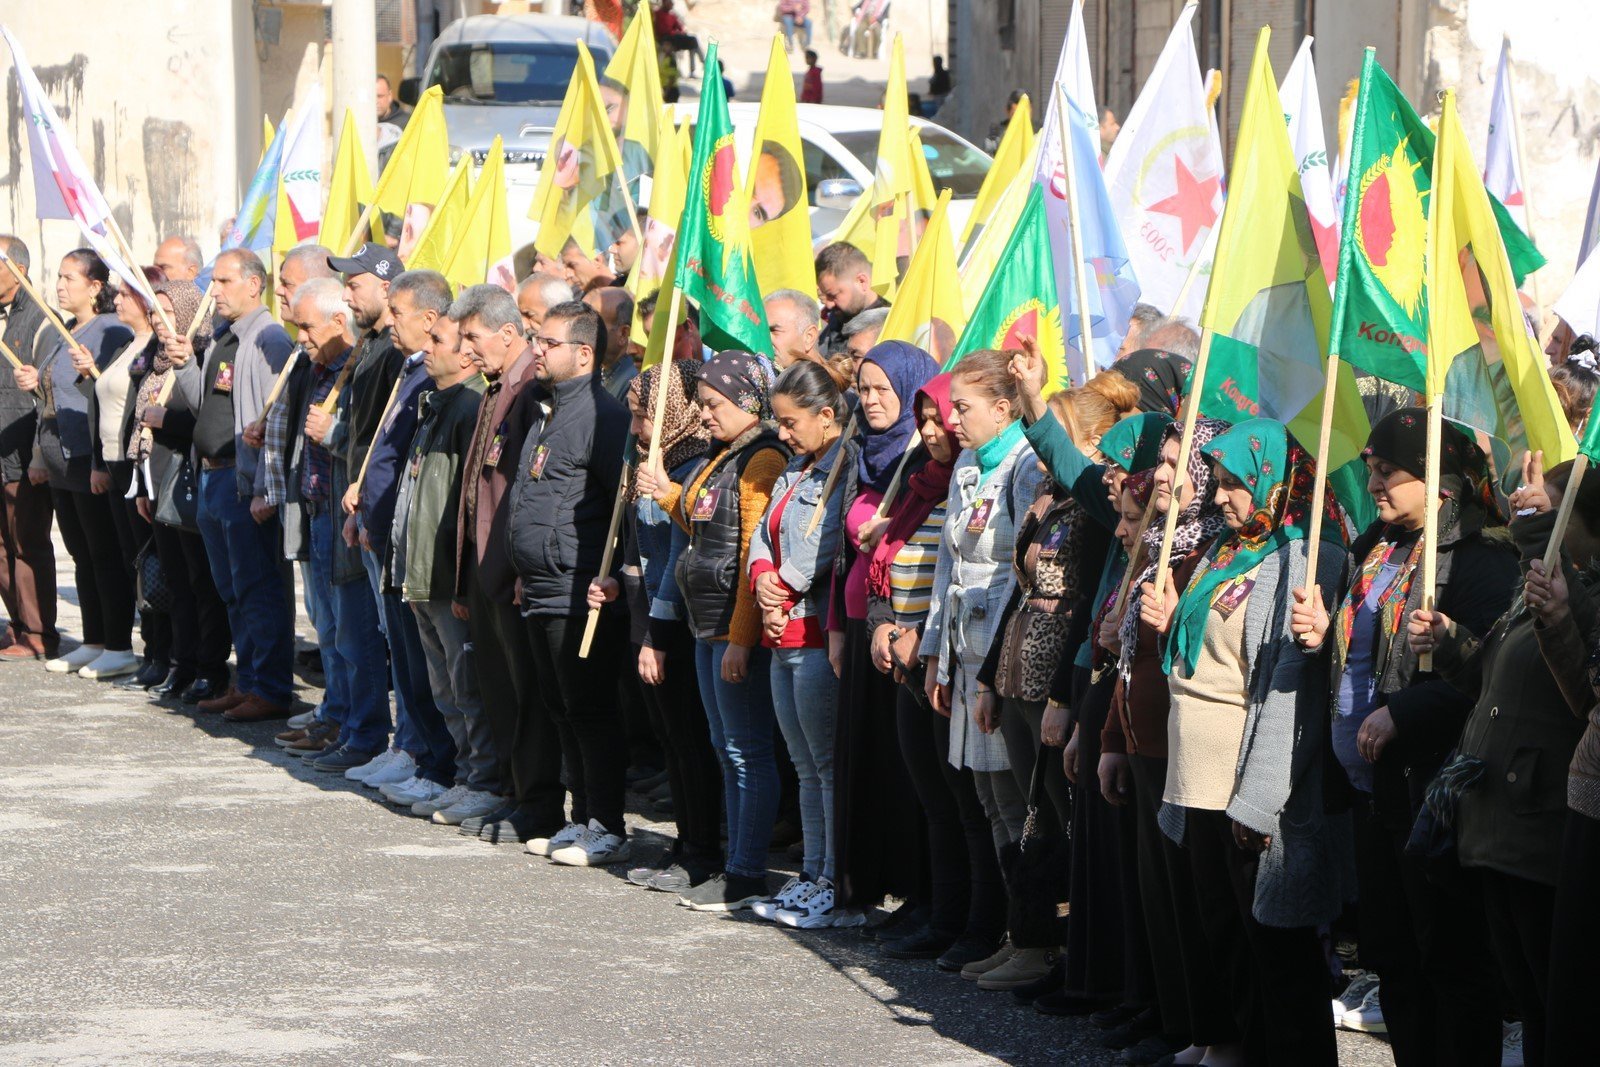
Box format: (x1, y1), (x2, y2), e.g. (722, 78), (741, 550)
(327, 242), (403, 281)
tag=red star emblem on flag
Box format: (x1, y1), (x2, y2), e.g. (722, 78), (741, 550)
(1147, 155), (1221, 254)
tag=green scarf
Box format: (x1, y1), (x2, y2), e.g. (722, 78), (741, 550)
(1099, 411), (1172, 474)
(1164, 418), (1345, 675)
(975, 418), (1025, 485)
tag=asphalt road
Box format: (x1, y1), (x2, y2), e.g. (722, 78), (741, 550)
(0, 548), (1393, 1066)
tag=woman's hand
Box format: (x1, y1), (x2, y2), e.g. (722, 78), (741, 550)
(855, 513), (889, 552)
(1008, 335), (1050, 422)
(1525, 558), (1570, 628)
(721, 641), (751, 684)
(1097, 605), (1124, 655)
(70, 344), (95, 379)
(1509, 450), (1552, 515)
(26, 464), (47, 487)
(638, 644), (667, 686)
(1138, 571), (1178, 635)
(1358, 705), (1397, 764)
(586, 576), (619, 611)
(1099, 752), (1131, 806)
(1062, 723), (1080, 782)
(634, 458), (670, 503)
(1407, 608), (1452, 656)
(763, 607), (787, 643)
(1290, 586), (1330, 650)
(754, 570), (788, 612)
(136, 496), (152, 523)
(827, 629), (845, 678)
(974, 687), (998, 734)
(89, 470), (111, 495)
(1041, 701), (1068, 748)
(1232, 820), (1271, 853)
(890, 625), (920, 681)
(870, 623), (895, 674)
(925, 656), (950, 717)
(12, 364), (39, 393)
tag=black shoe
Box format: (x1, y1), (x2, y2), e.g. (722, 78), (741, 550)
(1117, 1035), (1186, 1066)
(1092, 1003), (1144, 1030)
(867, 901), (928, 941)
(644, 864), (696, 893)
(678, 872), (767, 912)
(1010, 959), (1066, 1004)
(1037, 989), (1117, 1019)
(880, 926), (956, 960)
(119, 659), (168, 690)
(936, 936), (1002, 972)
(180, 677), (227, 705)
(150, 668), (195, 699)
(1098, 1006), (1160, 1049)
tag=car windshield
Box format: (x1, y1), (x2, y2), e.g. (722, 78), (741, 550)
(429, 42), (601, 105)
(832, 127), (991, 197)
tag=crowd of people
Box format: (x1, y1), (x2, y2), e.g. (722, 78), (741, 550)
(4, 220), (1600, 1067)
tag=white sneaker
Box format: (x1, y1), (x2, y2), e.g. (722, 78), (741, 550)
(432, 789), (502, 826)
(777, 877), (841, 929)
(364, 750), (418, 788)
(1501, 1021), (1523, 1067)
(1333, 971), (1377, 1026)
(78, 648), (142, 680)
(347, 748), (399, 783)
(549, 819), (631, 867)
(286, 709), (315, 729)
(412, 782), (470, 818)
(1341, 982), (1386, 1034)
(751, 875), (815, 922)
(381, 776), (442, 806)
(46, 645), (103, 673)
(525, 821), (584, 858)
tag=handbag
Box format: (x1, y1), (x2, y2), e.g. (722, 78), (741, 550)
(133, 538), (173, 615)
(999, 742), (1072, 949)
(155, 456), (200, 533)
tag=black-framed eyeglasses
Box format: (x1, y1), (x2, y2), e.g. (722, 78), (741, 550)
(535, 337), (583, 350)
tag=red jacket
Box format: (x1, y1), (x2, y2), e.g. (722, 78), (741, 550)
(802, 66), (823, 104)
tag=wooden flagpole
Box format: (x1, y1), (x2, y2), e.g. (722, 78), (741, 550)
(1151, 329), (1214, 580)
(349, 373), (403, 496)
(0, 337), (25, 372)
(580, 436), (637, 659)
(805, 412), (857, 538)
(1056, 84), (1095, 390)
(1541, 453), (1588, 574)
(101, 213), (177, 336)
(873, 432), (922, 517)
(1418, 397), (1442, 671)
(1302, 352), (1342, 595)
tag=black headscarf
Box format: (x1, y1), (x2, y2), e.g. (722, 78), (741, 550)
(1362, 407), (1503, 540)
(1113, 349), (1194, 417)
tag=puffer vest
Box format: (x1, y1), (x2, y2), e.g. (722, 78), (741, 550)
(675, 429), (786, 641)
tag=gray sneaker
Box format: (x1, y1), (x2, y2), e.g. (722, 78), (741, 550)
(431, 789), (503, 826)
(411, 783), (470, 819)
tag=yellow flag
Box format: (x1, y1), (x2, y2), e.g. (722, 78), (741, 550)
(880, 189), (966, 362)
(402, 156), (473, 273)
(869, 35), (915, 298)
(1426, 90), (1574, 462)
(442, 137), (515, 293)
(629, 114), (689, 344)
(603, 11), (664, 170)
(959, 140), (1040, 313)
(530, 42), (626, 260)
(830, 187), (875, 257)
(961, 94), (1033, 249)
(372, 85), (450, 259)
(908, 127), (938, 216)
(322, 109), (376, 260)
(260, 116), (275, 167)
(746, 35), (815, 298)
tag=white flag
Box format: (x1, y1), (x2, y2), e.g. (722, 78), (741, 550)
(1555, 244), (1600, 343)
(2, 24), (113, 230)
(1484, 37), (1527, 230)
(1101, 3), (1224, 324)
(278, 83), (326, 243)
(1280, 37), (1339, 286)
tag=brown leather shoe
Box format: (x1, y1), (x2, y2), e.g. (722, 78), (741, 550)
(197, 686), (245, 713)
(274, 727), (308, 747)
(0, 637), (48, 661)
(285, 719), (339, 755)
(224, 694), (294, 723)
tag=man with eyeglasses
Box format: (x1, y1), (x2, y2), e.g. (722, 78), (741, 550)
(505, 300), (632, 868)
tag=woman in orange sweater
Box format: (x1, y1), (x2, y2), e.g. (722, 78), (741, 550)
(638, 351), (790, 912)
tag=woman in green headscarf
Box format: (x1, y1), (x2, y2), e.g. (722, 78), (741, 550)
(1139, 417), (1347, 1067)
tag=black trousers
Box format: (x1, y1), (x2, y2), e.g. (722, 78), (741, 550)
(469, 582), (563, 830)
(1186, 807), (1337, 1067)
(639, 620), (723, 868)
(894, 681), (1005, 941)
(52, 485), (134, 650)
(1481, 867), (1556, 1067)
(1547, 809), (1600, 1066)
(106, 461), (169, 666)
(1128, 754), (1235, 1046)
(524, 610), (629, 836)
(1351, 797), (1500, 1067)
(998, 696), (1071, 837)
(150, 518), (230, 679)
(833, 618), (926, 908)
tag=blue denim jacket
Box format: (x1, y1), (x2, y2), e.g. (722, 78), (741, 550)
(637, 457), (698, 623)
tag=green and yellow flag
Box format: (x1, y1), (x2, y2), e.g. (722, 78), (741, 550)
(747, 35), (816, 298)
(322, 108), (376, 258)
(372, 85), (450, 260)
(1425, 90), (1574, 465)
(673, 43), (769, 355)
(959, 139), (1040, 314)
(402, 155), (473, 273)
(530, 42), (627, 260)
(948, 185), (1068, 393)
(442, 136), (514, 292)
(882, 189), (966, 363)
(960, 93), (1033, 251)
(1194, 29), (1373, 528)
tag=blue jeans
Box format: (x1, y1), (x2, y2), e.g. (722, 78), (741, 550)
(307, 510), (390, 752)
(361, 548), (453, 783)
(196, 469), (292, 703)
(770, 646), (839, 883)
(780, 13), (812, 48)
(694, 639), (777, 879)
